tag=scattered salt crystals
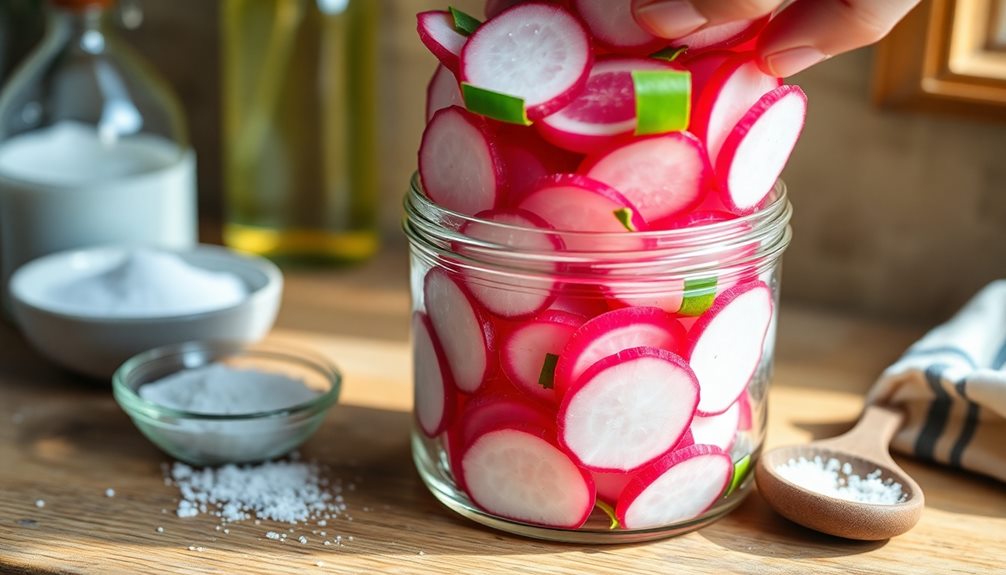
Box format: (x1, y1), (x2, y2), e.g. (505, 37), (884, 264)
(776, 456), (907, 504)
(187, 545), (206, 552)
(34, 499), (45, 508)
(318, 520), (327, 527)
(266, 531), (281, 540)
(43, 249), (247, 318)
(323, 540), (332, 546)
(298, 535), (308, 544)
(156, 527), (164, 533)
(105, 488), (115, 498)
(316, 561), (325, 568)
(418, 551), (425, 556)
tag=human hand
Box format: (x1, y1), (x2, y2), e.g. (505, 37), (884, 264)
(631, 0), (921, 77)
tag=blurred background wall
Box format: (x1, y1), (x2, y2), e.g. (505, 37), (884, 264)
(2, 0), (1004, 322)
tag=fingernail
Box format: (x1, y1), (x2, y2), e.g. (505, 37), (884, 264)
(634, 1), (708, 39)
(763, 46), (829, 77)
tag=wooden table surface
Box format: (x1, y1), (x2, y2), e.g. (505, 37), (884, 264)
(1, 246), (1004, 575)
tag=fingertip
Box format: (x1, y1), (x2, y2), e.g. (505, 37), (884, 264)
(632, 0), (708, 40)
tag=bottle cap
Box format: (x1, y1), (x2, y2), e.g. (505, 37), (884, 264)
(50, 0), (115, 9)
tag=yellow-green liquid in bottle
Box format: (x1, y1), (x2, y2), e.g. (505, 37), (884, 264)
(221, 0), (378, 264)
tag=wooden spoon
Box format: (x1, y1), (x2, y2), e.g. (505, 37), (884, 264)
(755, 405), (924, 540)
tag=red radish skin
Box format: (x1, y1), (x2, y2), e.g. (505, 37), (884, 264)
(738, 392), (753, 431)
(554, 306), (687, 394)
(590, 429), (694, 503)
(426, 65), (464, 123)
(680, 50), (732, 117)
(690, 399), (741, 451)
(537, 58), (679, 154)
(413, 312), (456, 437)
(419, 106), (503, 216)
(518, 174), (648, 251)
(500, 310), (585, 402)
(495, 126), (581, 203)
(615, 444), (733, 529)
(459, 209), (563, 319)
(461, 3), (593, 121)
(417, 11), (468, 73)
(572, 0), (665, 55)
(582, 133), (712, 223)
(691, 55), (781, 167)
(674, 17), (769, 55)
(715, 85), (807, 213)
(548, 284), (610, 318)
(462, 423), (596, 528)
(424, 268), (497, 394)
(658, 210), (735, 230)
(558, 346), (699, 472)
(458, 392), (556, 448)
(686, 281), (772, 415)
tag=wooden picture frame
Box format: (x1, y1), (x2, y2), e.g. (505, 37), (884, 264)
(873, 0), (1006, 119)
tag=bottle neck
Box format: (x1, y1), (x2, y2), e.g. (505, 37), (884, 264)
(47, 4), (114, 53)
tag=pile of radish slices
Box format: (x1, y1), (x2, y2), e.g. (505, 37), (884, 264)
(414, 0), (801, 530)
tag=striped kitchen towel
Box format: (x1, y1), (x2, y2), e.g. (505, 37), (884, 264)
(867, 280), (1006, 482)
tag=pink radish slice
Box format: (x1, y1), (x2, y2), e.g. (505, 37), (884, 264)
(459, 209), (563, 319)
(462, 424), (595, 528)
(715, 85), (807, 213)
(518, 174), (648, 251)
(461, 3), (592, 121)
(458, 392), (556, 448)
(413, 312), (456, 437)
(616, 444), (732, 529)
(572, 0), (665, 55)
(500, 310), (584, 402)
(686, 281), (772, 415)
(674, 17), (769, 55)
(603, 280), (686, 315)
(426, 65), (464, 123)
(691, 55), (781, 166)
(690, 400), (740, 451)
(424, 268), (496, 394)
(417, 11), (467, 73)
(554, 306), (687, 394)
(419, 106), (503, 216)
(680, 50), (732, 114)
(738, 392), (753, 431)
(549, 284), (610, 318)
(495, 126), (580, 204)
(558, 346), (699, 471)
(537, 58), (678, 154)
(590, 429), (694, 503)
(657, 209), (735, 230)
(582, 133), (711, 223)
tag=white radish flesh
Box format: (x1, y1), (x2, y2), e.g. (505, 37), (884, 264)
(424, 268), (495, 394)
(419, 106), (502, 216)
(500, 310), (583, 402)
(413, 313), (454, 437)
(417, 11), (467, 72)
(426, 64), (464, 122)
(572, 0), (664, 54)
(690, 400), (741, 451)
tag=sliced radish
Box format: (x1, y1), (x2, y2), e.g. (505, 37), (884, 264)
(424, 268), (496, 394)
(500, 310), (584, 402)
(517, 174), (648, 251)
(417, 11), (468, 73)
(616, 444), (732, 529)
(458, 392), (556, 448)
(581, 133), (711, 223)
(590, 429), (693, 503)
(495, 126), (580, 203)
(462, 424), (595, 528)
(413, 312), (456, 437)
(686, 281), (772, 415)
(715, 85), (807, 213)
(691, 55), (781, 166)
(738, 392), (753, 431)
(674, 17), (769, 55)
(690, 400), (740, 451)
(548, 284), (610, 318)
(554, 306), (687, 394)
(604, 280), (685, 314)
(537, 58), (679, 154)
(558, 347), (699, 471)
(485, 0), (526, 19)
(658, 209), (735, 230)
(459, 209), (563, 319)
(572, 0), (665, 55)
(680, 50), (732, 113)
(426, 64), (464, 122)
(419, 106), (503, 216)
(460, 3), (592, 121)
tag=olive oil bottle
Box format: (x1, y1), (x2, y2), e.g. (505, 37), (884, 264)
(221, 0), (379, 264)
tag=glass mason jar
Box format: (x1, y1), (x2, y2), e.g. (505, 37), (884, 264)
(404, 175), (792, 542)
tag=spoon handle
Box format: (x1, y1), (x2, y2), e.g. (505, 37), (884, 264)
(818, 405), (905, 461)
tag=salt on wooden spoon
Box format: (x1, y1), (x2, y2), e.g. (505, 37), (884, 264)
(755, 405), (924, 540)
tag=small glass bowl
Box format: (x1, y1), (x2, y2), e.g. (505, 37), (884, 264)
(113, 341), (341, 466)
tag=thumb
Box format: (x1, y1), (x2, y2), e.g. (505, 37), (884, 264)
(756, 0), (920, 77)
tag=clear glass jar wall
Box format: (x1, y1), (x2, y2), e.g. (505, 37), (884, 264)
(404, 176), (792, 543)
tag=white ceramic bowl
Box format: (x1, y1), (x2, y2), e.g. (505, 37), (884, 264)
(9, 244), (283, 379)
